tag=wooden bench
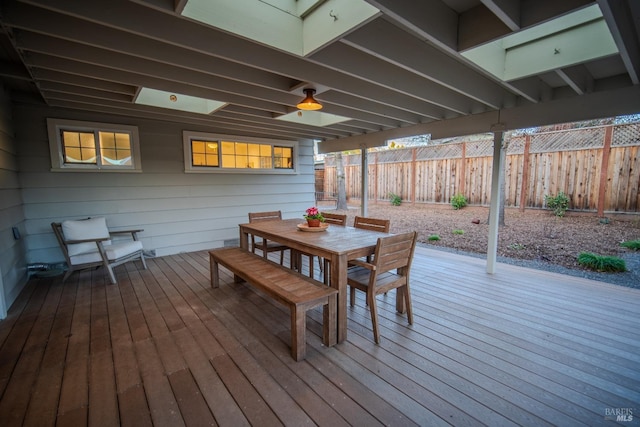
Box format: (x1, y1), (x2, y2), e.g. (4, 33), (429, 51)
(209, 247), (338, 361)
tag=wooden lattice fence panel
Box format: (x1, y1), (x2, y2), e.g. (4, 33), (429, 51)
(530, 127), (604, 152)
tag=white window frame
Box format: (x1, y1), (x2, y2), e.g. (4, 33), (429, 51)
(183, 131), (298, 174)
(47, 118), (142, 172)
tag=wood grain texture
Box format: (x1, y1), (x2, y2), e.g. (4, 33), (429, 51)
(0, 247), (638, 426)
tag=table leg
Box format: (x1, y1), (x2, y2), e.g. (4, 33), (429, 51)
(331, 253), (348, 343)
(239, 227), (249, 250)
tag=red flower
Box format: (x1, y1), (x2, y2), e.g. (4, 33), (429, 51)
(304, 206), (324, 221)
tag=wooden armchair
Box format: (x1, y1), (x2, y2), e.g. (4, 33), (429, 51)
(52, 217), (147, 284)
(248, 210), (289, 265)
(347, 231), (417, 344)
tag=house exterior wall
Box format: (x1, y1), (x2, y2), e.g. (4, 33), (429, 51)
(13, 103), (316, 272)
(0, 87), (28, 318)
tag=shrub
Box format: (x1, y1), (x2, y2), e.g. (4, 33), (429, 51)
(544, 192), (570, 217)
(388, 192), (402, 206)
(452, 229), (464, 235)
(620, 239), (640, 250)
(577, 252), (626, 272)
(428, 234), (440, 241)
(451, 193), (467, 210)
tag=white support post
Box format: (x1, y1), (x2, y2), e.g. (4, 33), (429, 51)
(487, 131), (504, 274)
(361, 145), (368, 217)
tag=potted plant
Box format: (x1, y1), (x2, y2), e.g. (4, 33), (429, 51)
(304, 206), (325, 227)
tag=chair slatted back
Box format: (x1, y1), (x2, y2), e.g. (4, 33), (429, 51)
(248, 210), (282, 223)
(373, 231), (417, 276)
(321, 212), (347, 226)
(354, 216), (390, 233)
(247, 210), (288, 264)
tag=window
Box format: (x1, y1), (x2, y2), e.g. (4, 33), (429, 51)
(48, 118), (142, 172)
(183, 131), (297, 173)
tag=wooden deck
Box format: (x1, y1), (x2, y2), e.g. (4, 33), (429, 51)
(0, 246), (638, 426)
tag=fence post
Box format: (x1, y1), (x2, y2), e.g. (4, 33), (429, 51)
(597, 125), (613, 217)
(373, 152), (378, 204)
(519, 135), (531, 212)
(411, 148), (417, 204)
(460, 142), (466, 197)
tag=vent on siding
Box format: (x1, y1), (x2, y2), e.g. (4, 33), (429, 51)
(224, 238), (240, 247)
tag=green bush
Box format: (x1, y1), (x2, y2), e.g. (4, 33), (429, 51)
(427, 234), (440, 241)
(452, 229), (464, 235)
(577, 252), (626, 272)
(451, 193), (467, 210)
(544, 192), (570, 217)
(388, 192), (402, 206)
(620, 239), (640, 250)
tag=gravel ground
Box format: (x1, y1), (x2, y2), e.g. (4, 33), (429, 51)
(319, 202), (640, 289)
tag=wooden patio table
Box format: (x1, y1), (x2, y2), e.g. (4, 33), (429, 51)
(239, 218), (396, 343)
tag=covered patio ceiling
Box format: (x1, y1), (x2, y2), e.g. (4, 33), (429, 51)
(0, 0), (639, 151)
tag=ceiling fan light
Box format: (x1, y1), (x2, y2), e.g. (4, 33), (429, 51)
(297, 88), (322, 110)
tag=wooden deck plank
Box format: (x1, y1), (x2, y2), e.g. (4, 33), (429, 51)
(134, 338), (185, 427)
(1, 247), (639, 427)
(57, 271), (91, 417)
(118, 384), (153, 427)
(88, 349), (119, 427)
(167, 368), (217, 427)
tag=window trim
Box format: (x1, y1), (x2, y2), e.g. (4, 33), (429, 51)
(183, 131), (298, 174)
(47, 118), (142, 172)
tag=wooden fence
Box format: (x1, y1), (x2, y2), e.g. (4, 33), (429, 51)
(322, 123), (640, 214)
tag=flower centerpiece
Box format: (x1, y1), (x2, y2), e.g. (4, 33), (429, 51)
(303, 206), (325, 227)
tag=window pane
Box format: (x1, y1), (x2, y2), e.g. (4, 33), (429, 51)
(247, 156), (260, 168)
(235, 143), (248, 156)
(62, 130), (97, 164)
(206, 142), (218, 154)
(99, 132), (131, 165)
(80, 133), (95, 148)
(260, 145), (271, 156)
(247, 144), (260, 156)
(191, 140), (219, 167)
(222, 154), (236, 168)
(193, 153), (206, 166)
(115, 133), (130, 149)
(192, 141), (205, 153)
(274, 145), (293, 169)
(221, 141), (235, 155)
(100, 132), (115, 148)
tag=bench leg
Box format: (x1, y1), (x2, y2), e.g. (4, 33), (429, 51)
(210, 255), (220, 288)
(291, 305), (306, 361)
(323, 294), (337, 347)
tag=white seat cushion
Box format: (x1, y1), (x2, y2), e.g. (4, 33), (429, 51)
(69, 241), (143, 266)
(62, 217), (110, 256)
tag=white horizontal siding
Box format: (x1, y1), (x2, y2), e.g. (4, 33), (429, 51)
(0, 86), (28, 318)
(15, 105), (317, 266)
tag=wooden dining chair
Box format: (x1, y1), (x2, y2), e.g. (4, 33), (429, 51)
(352, 216), (391, 264)
(307, 212), (348, 282)
(353, 216), (390, 233)
(248, 210), (289, 265)
(322, 212), (348, 226)
(347, 231), (417, 344)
